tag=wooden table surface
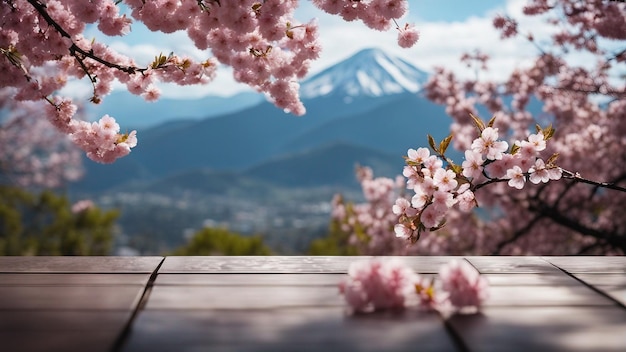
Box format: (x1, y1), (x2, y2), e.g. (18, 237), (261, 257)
(0, 256), (624, 351)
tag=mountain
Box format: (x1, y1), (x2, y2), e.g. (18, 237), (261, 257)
(119, 142), (400, 195)
(72, 48), (439, 193)
(300, 48), (428, 100)
(279, 92), (452, 158)
(246, 142), (403, 188)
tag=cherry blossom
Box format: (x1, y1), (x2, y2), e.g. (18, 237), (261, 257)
(1, 0), (418, 163)
(407, 147), (430, 164)
(439, 260), (489, 310)
(506, 166), (526, 190)
(339, 258), (420, 312)
(332, 110), (622, 256)
(470, 127), (509, 161)
(528, 159), (550, 184)
(339, 258), (489, 313)
(433, 168), (458, 192)
(419, 0), (626, 255)
(461, 150), (484, 179)
(397, 23), (419, 48)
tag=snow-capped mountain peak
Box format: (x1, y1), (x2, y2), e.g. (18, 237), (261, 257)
(300, 48), (429, 100)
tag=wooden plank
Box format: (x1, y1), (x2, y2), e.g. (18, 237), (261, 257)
(447, 306), (626, 352)
(0, 286), (144, 310)
(0, 256), (163, 273)
(593, 286), (626, 306)
(571, 274), (626, 287)
(482, 273), (580, 286)
(158, 256), (461, 274)
(0, 331), (118, 352)
(122, 308), (459, 352)
(146, 285), (343, 309)
(465, 256), (561, 273)
(159, 256), (363, 273)
(570, 274), (626, 306)
(543, 256), (626, 273)
(395, 256), (467, 273)
(485, 285), (617, 307)
(0, 310), (131, 332)
(155, 273), (344, 286)
(0, 256), (621, 352)
(0, 273), (150, 286)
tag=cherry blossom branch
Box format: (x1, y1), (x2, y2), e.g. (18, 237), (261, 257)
(608, 48), (626, 62)
(553, 86), (626, 99)
(529, 197), (626, 252)
(27, 0), (145, 75)
(472, 168), (626, 193)
(560, 169), (626, 193)
(472, 176), (508, 191)
(493, 213), (544, 254)
(394, 113), (626, 246)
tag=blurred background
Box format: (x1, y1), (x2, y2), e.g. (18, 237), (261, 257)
(3, 0), (620, 256)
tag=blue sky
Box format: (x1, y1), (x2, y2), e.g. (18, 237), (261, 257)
(387, 0), (507, 22)
(71, 0), (546, 100)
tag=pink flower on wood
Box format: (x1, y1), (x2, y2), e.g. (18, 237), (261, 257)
(339, 259), (420, 312)
(439, 260), (489, 310)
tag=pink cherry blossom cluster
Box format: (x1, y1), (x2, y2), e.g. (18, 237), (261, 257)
(420, 0), (626, 255)
(519, 0), (626, 41)
(71, 115), (138, 164)
(438, 259), (489, 310)
(1, 0), (417, 163)
(394, 120), (562, 242)
(330, 1), (625, 256)
(394, 146), (474, 240)
(43, 96), (137, 163)
(313, 0), (407, 27)
(339, 258), (488, 313)
(470, 126), (563, 189)
(339, 258), (419, 312)
(311, 0), (418, 48)
(492, 15), (517, 39)
(331, 167), (468, 256)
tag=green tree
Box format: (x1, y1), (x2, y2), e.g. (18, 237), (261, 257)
(0, 186), (118, 255)
(173, 227), (272, 256)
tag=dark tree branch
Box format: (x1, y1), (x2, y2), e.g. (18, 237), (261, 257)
(27, 0), (144, 75)
(493, 213), (544, 254)
(561, 169), (626, 193)
(529, 198), (626, 253)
